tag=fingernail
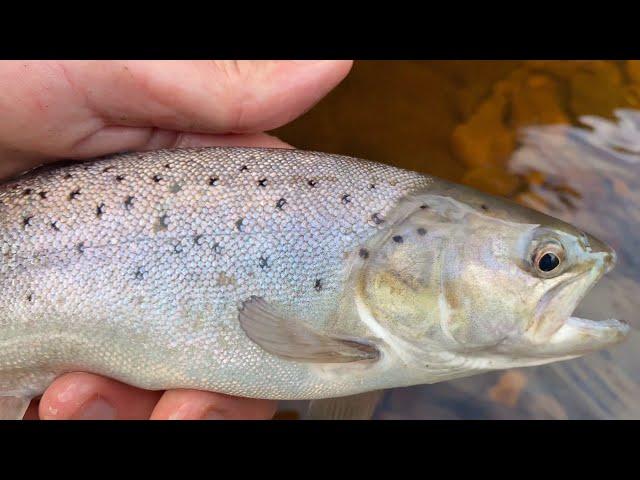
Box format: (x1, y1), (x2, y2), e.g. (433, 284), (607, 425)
(73, 396), (117, 420)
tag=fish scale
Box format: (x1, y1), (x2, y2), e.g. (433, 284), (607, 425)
(0, 147), (431, 402)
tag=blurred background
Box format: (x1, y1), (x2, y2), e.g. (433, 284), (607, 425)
(271, 60), (640, 419)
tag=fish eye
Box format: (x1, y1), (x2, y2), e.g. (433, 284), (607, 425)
(538, 252), (560, 272)
(532, 242), (565, 277)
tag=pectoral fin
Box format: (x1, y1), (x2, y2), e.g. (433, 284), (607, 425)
(307, 390), (384, 420)
(238, 296), (380, 363)
(0, 396), (31, 420)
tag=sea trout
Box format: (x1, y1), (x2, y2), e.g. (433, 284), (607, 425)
(0, 147), (629, 419)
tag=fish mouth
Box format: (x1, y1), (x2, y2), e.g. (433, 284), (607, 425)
(529, 256), (631, 357)
(504, 299), (630, 364)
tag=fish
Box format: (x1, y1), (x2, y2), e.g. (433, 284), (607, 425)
(0, 146), (630, 420)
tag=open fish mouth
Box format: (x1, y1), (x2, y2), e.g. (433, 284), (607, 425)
(525, 254), (631, 357)
(507, 308), (630, 364)
(535, 281), (631, 357)
(556, 248), (632, 351)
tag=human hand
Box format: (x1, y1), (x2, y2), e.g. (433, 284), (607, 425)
(0, 59), (353, 419)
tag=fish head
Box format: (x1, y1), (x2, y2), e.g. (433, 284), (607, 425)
(357, 183), (630, 374)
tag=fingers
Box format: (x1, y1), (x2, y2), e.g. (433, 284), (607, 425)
(150, 389), (277, 420)
(39, 372), (162, 419)
(0, 60), (352, 168)
(66, 60), (352, 133)
(37, 372), (277, 420)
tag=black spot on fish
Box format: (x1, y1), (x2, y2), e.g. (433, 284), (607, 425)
(173, 242), (183, 254)
(371, 213), (384, 225)
(212, 242), (222, 254)
(39, 191), (48, 199)
(420, 204), (429, 210)
(152, 175), (162, 183)
(258, 178), (267, 187)
(308, 179), (317, 187)
(235, 218), (244, 231)
(26, 293), (33, 302)
(341, 194), (351, 204)
(370, 183), (376, 190)
(259, 256), (269, 269)
(417, 227), (427, 236)
(51, 221), (60, 231)
(392, 235), (404, 243)
(102, 166), (114, 173)
(77, 242), (85, 254)
(134, 267), (146, 280)
(480, 204), (489, 211)
(194, 234), (204, 246)
(69, 189), (81, 200)
(239, 165), (249, 172)
(314, 279), (323, 291)
(124, 196), (135, 210)
(115, 175), (125, 183)
(96, 203), (105, 217)
(209, 177), (219, 186)
(22, 216), (33, 228)
(23, 188), (33, 196)
(64, 173), (73, 180)
(164, 163), (171, 170)
(359, 248), (369, 259)
(276, 198), (286, 209)
(155, 214), (169, 232)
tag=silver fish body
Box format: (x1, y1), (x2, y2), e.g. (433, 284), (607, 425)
(0, 147), (629, 418)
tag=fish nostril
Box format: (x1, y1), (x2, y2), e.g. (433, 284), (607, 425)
(583, 232), (617, 272)
(584, 233), (608, 253)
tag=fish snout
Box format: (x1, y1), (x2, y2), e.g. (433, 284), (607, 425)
(584, 232), (617, 273)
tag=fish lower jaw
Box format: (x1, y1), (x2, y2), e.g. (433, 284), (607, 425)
(521, 315), (630, 359)
(556, 315), (630, 344)
(454, 315), (632, 372)
(566, 316), (628, 330)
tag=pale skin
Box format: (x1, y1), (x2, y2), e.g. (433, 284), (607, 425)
(0, 60), (353, 419)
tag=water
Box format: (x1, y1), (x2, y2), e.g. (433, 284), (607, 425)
(273, 60), (640, 419)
